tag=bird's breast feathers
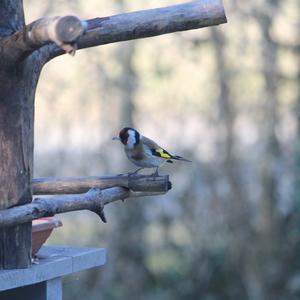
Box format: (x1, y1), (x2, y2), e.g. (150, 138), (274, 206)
(125, 143), (145, 161)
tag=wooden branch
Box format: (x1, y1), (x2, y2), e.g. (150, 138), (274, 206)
(43, 0), (227, 62)
(0, 174), (171, 227)
(0, 15), (87, 64)
(0, 187), (167, 228)
(32, 174), (171, 195)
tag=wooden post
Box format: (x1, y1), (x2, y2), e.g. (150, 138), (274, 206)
(0, 57), (41, 269)
(0, 1), (38, 269)
(0, 3), (87, 270)
(0, 73), (34, 269)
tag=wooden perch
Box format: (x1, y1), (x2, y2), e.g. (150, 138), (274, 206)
(43, 0), (227, 62)
(0, 0), (226, 64)
(1, 15), (87, 63)
(32, 174), (171, 195)
(0, 174), (171, 228)
(0, 187), (166, 227)
(27, 16), (87, 55)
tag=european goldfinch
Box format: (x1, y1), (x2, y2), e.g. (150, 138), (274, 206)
(113, 127), (191, 175)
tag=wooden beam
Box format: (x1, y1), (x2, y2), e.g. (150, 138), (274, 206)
(1, 1), (227, 64)
(0, 16), (87, 64)
(43, 0), (227, 62)
(0, 1), (41, 268)
(0, 186), (168, 228)
(82, 0), (227, 46)
(32, 174), (171, 195)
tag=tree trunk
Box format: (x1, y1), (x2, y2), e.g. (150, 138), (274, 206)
(245, 2), (280, 298)
(0, 0), (41, 269)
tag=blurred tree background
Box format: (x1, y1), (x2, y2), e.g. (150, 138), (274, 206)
(25, 0), (299, 299)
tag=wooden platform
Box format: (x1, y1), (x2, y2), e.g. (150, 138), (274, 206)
(0, 246), (106, 299)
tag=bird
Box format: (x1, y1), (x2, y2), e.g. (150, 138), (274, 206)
(113, 127), (191, 176)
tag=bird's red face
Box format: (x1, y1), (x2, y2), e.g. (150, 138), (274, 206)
(119, 128), (129, 145)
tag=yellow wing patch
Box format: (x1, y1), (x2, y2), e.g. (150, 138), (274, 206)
(155, 148), (172, 159)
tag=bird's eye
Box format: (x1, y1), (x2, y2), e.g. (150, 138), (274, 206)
(119, 130), (129, 145)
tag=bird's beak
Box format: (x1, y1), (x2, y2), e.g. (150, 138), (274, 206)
(112, 137), (120, 141)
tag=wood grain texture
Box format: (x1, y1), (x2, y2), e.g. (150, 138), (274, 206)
(0, 0), (25, 36)
(43, 0), (227, 62)
(0, 1), (42, 269)
(0, 187), (168, 227)
(0, 16), (87, 64)
(25, 16), (87, 55)
(32, 174), (171, 195)
(0, 56), (40, 269)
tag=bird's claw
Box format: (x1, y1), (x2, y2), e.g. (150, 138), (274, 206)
(128, 168), (143, 177)
(31, 256), (39, 264)
(151, 167), (159, 177)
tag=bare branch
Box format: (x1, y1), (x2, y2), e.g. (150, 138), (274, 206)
(0, 174), (171, 227)
(0, 15), (87, 64)
(32, 174), (171, 195)
(0, 186), (168, 228)
(42, 0), (227, 63)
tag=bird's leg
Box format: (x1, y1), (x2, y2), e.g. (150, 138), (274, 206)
(129, 167), (144, 176)
(152, 167), (159, 177)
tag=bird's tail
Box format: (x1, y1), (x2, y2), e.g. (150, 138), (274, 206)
(171, 155), (192, 162)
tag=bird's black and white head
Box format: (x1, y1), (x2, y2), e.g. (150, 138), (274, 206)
(113, 127), (140, 149)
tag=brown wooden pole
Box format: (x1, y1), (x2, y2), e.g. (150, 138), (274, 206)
(0, 187), (168, 227)
(32, 174), (171, 195)
(44, 0), (227, 62)
(0, 1), (41, 269)
(0, 61), (40, 269)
